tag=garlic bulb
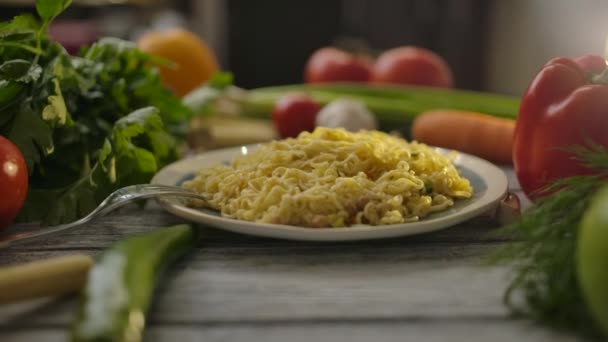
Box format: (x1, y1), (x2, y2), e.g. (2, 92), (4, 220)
(315, 98), (378, 132)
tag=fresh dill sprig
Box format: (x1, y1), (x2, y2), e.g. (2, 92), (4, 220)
(494, 145), (608, 339)
(565, 139), (608, 170)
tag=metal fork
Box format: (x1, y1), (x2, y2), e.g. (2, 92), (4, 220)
(0, 184), (207, 248)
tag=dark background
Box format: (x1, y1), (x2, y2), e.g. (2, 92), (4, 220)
(227, 0), (487, 90)
(1, 0), (488, 90)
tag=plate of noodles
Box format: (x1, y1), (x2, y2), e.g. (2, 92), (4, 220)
(151, 128), (508, 241)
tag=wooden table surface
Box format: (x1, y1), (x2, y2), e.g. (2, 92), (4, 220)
(0, 169), (580, 342)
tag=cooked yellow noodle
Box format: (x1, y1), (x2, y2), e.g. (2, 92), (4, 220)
(183, 127), (472, 227)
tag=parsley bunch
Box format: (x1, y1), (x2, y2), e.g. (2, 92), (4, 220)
(0, 0), (193, 224)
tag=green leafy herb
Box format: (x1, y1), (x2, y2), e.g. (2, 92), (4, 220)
(7, 102), (57, 170)
(18, 107), (169, 225)
(0, 14), (39, 38)
(182, 71), (235, 116)
(0, 59), (40, 81)
(564, 139), (608, 170)
(494, 145), (608, 339)
(1, 15), (71, 171)
(35, 0), (71, 54)
(74, 37), (191, 137)
(1, 0), (194, 224)
(36, 0), (72, 24)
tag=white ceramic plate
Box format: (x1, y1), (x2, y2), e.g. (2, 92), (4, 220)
(151, 145), (508, 241)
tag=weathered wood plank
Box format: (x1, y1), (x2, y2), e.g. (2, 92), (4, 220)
(0, 237), (502, 265)
(1, 319), (580, 342)
(149, 246), (511, 323)
(147, 320), (580, 342)
(2, 208), (510, 256)
(0, 167), (539, 342)
(0, 242), (511, 327)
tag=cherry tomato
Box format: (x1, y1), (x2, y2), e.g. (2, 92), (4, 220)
(0, 135), (28, 230)
(305, 47), (372, 83)
(371, 46), (453, 88)
(272, 94), (321, 138)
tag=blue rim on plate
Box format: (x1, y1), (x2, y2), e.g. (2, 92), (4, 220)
(150, 145), (508, 241)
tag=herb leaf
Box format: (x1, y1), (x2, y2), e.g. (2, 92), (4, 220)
(41, 77), (69, 125)
(111, 107), (165, 186)
(0, 14), (39, 38)
(18, 107), (169, 225)
(182, 71), (236, 116)
(0, 80), (24, 113)
(0, 59), (40, 82)
(7, 102), (55, 172)
(3, 0), (193, 225)
(76, 37), (192, 137)
(564, 139), (608, 170)
(36, 0), (72, 25)
(495, 145), (608, 339)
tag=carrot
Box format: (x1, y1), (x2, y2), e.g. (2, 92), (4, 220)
(411, 109), (515, 164)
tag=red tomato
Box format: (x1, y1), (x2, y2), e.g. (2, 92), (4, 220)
(0, 136), (28, 230)
(272, 94), (321, 138)
(371, 46), (453, 88)
(305, 47), (372, 83)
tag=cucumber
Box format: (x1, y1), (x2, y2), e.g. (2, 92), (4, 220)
(242, 83), (520, 136)
(577, 185), (608, 338)
(184, 81), (520, 136)
(250, 83), (520, 119)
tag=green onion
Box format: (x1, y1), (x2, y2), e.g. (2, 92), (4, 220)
(238, 83), (519, 135)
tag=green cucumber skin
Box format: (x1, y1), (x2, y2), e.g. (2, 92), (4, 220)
(245, 83), (520, 120)
(577, 186), (608, 338)
(71, 224), (198, 342)
(240, 83), (519, 137)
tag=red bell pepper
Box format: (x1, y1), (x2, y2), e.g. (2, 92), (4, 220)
(513, 55), (608, 199)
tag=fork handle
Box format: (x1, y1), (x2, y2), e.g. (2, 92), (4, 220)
(0, 222), (84, 249)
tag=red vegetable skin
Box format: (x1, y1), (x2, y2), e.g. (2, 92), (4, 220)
(371, 46), (453, 88)
(0, 136), (28, 230)
(272, 94), (321, 138)
(513, 55), (608, 199)
(305, 47), (372, 83)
